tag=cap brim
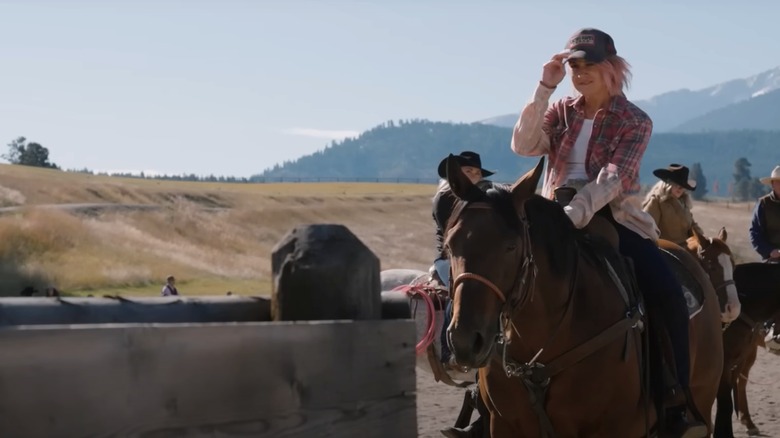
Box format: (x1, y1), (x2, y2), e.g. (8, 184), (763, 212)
(566, 49), (605, 63)
(760, 177), (780, 185)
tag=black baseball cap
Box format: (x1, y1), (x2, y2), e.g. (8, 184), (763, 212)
(565, 28), (617, 63)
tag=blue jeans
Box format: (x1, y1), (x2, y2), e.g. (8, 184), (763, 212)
(615, 222), (691, 389)
(441, 299), (453, 364)
(435, 259), (453, 364)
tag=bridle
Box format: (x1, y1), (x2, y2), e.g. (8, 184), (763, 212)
(696, 244), (737, 327)
(448, 201), (537, 314)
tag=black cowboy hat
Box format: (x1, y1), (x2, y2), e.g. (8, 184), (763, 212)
(652, 164), (696, 191)
(437, 151), (495, 179)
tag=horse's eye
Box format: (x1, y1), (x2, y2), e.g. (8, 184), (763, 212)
(507, 243), (518, 252)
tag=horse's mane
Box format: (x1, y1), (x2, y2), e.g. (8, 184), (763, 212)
(523, 193), (578, 275)
(448, 183), (577, 276)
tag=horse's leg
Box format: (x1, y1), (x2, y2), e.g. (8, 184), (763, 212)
(736, 340), (760, 436)
(453, 387), (476, 428)
(714, 372), (736, 438)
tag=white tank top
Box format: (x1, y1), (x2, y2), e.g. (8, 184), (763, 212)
(565, 119), (594, 181)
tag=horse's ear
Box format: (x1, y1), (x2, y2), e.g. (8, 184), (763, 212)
(446, 154), (474, 199)
(691, 226), (708, 248)
(510, 156), (545, 203)
(717, 227), (728, 242)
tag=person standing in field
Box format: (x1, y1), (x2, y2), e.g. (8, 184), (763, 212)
(161, 275), (180, 296)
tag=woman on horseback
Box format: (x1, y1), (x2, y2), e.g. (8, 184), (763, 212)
(643, 164), (705, 246)
(431, 151), (496, 289)
(431, 151), (495, 366)
(510, 28), (706, 438)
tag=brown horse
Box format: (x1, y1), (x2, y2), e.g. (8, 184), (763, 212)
(443, 156), (724, 437)
(731, 331), (764, 436)
(714, 262), (780, 438)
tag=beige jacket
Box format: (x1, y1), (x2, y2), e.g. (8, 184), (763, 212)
(642, 194), (704, 245)
(511, 83), (660, 241)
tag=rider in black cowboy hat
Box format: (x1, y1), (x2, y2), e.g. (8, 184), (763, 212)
(432, 151), (496, 290)
(431, 151), (495, 438)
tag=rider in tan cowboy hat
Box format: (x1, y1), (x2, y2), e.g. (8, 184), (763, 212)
(643, 164), (705, 246)
(750, 165), (780, 261)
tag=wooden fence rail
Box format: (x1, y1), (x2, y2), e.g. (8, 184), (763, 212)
(0, 224), (418, 438)
(0, 320), (416, 437)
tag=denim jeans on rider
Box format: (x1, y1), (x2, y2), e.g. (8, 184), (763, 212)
(441, 299), (453, 364)
(435, 259), (453, 364)
(614, 222), (691, 389)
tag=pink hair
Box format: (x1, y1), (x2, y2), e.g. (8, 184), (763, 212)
(595, 55), (632, 96)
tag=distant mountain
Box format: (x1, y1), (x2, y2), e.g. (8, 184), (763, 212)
(671, 88), (780, 132)
(257, 120), (780, 195)
(636, 67), (780, 131)
(479, 66), (780, 132)
(256, 120), (545, 184)
(477, 113), (518, 129)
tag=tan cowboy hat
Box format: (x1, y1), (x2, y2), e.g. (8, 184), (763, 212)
(760, 165), (780, 185)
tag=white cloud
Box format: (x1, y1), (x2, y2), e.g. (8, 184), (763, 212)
(283, 127), (360, 140)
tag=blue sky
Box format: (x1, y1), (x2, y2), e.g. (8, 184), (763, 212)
(0, 0), (777, 177)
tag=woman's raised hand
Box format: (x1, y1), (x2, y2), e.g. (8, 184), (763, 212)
(541, 51), (570, 88)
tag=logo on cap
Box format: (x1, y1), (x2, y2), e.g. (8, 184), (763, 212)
(570, 35), (595, 47)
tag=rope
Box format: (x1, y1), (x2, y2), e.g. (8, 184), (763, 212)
(392, 283), (439, 355)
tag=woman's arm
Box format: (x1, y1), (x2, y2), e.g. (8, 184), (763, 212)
(609, 117), (653, 195)
(432, 190), (456, 260)
(511, 83), (557, 157)
(691, 219), (705, 238)
(511, 52), (569, 157)
(642, 196), (662, 228)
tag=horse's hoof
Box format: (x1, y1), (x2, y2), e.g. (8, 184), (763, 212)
(440, 426), (471, 438)
(747, 426), (760, 436)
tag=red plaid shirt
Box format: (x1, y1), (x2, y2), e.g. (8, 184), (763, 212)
(512, 84), (652, 198)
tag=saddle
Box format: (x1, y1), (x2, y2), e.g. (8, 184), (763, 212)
(553, 186), (634, 303)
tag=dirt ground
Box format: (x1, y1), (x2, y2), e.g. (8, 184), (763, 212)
(415, 200), (780, 437)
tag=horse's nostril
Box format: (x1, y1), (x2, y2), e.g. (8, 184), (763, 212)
(472, 331), (484, 353)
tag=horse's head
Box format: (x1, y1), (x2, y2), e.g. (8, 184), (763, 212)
(443, 156), (556, 368)
(686, 226), (740, 323)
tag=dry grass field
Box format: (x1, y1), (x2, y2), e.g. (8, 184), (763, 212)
(0, 164), (437, 296)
